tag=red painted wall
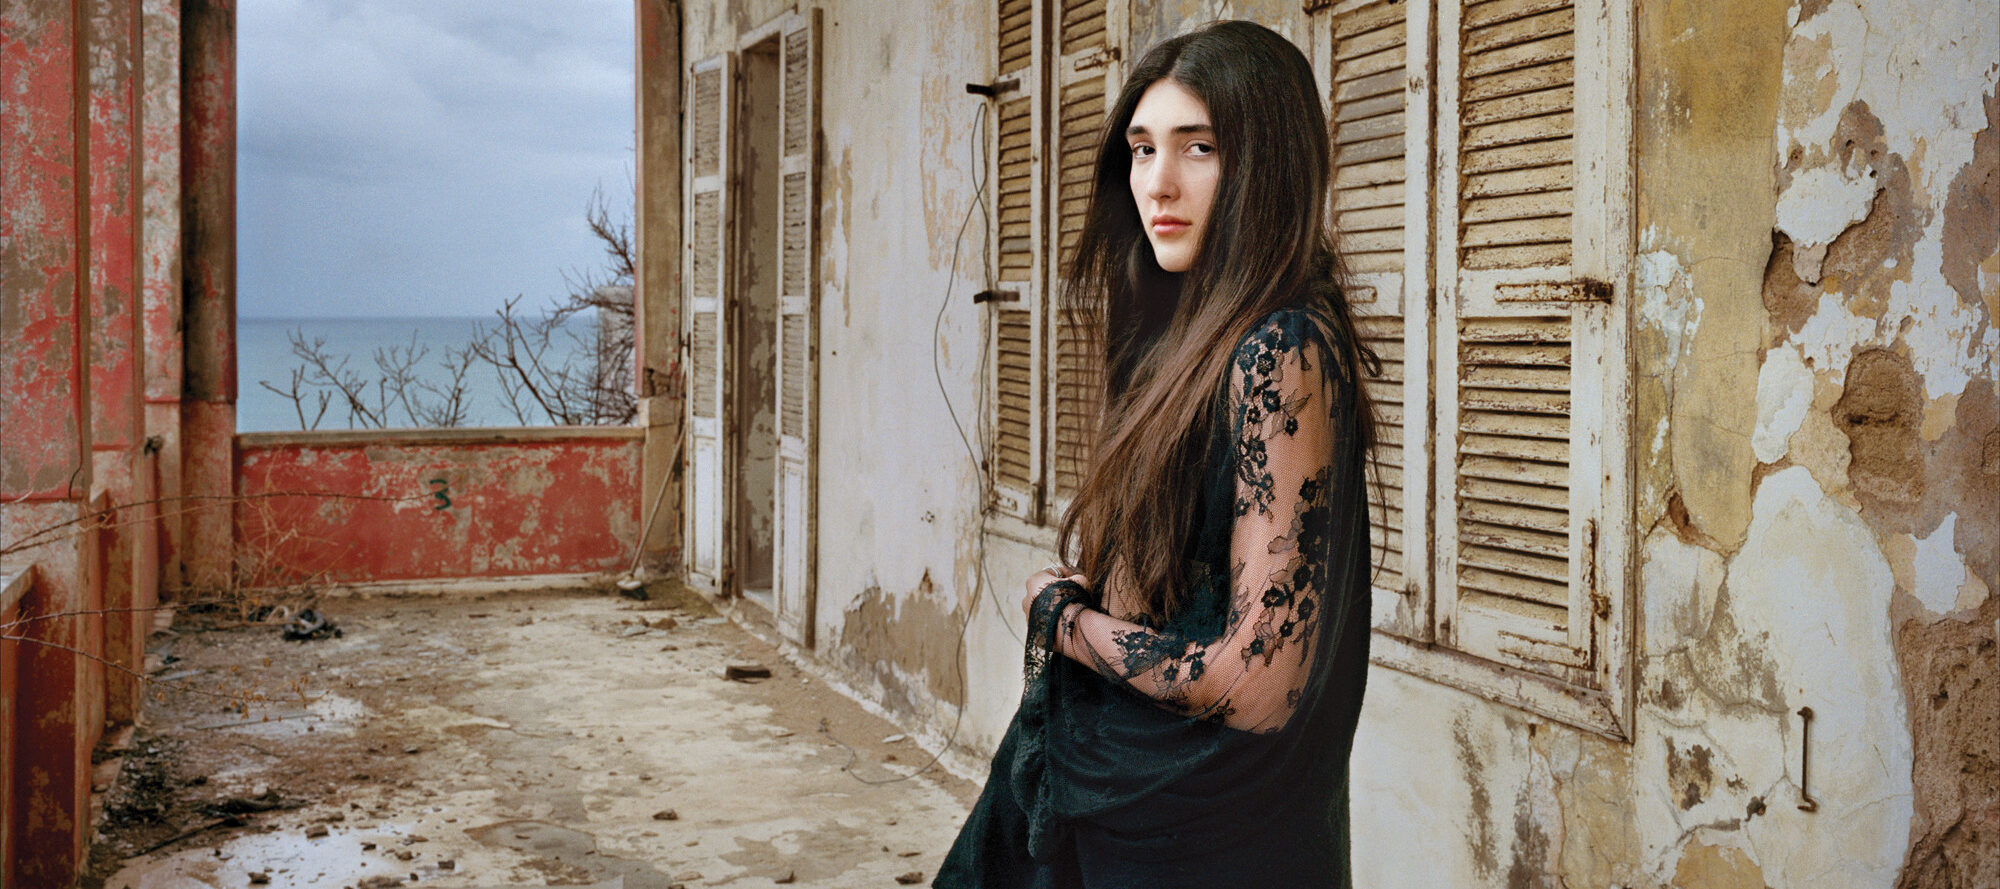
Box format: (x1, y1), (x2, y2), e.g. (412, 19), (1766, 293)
(234, 429), (645, 586)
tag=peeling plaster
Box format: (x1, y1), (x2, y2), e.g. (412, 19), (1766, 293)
(1753, 344), (1814, 463)
(1724, 466), (1913, 886)
(1910, 514), (1973, 615)
(1775, 159), (1880, 283)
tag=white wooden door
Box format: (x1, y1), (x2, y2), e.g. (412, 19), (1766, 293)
(771, 11), (819, 646)
(685, 52), (735, 592)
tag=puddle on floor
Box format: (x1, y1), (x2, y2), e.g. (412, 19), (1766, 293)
(464, 820), (677, 889)
(104, 821), (449, 889)
(195, 693), (370, 740)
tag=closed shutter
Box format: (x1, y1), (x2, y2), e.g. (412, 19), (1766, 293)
(1328, 0), (1436, 642)
(1434, 0), (1630, 692)
(773, 11), (819, 646)
(989, 0), (1044, 520)
(1048, 0), (1119, 510)
(684, 53), (734, 591)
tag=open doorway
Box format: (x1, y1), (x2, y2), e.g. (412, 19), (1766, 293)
(732, 36), (783, 610)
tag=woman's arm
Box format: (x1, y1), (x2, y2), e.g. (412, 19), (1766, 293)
(1025, 319), (1342, 733)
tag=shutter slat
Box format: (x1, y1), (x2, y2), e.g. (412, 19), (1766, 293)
(1464, 84), (1573, 127)
(1464, 59), (1576, 103)
(1464, 6), (1574, 56)
(1466, 242), (1572, 269)
(1464, 111), (1574, 152)
(1462, 33), (1573, 80)
(1460, 453), (1567, 486)
(1462, 475), (1568, 512)
(995, 307), (1035, 489)
(1336, 112), (1407, 148)
(1336, 91), (1406, 125)
(1336, 180), (1406, 211)
(1461, 541), (1568, 584)
(1463, 0), (1574, 29)
(1340, 228), (1405, 255)
(1335, 66), (1404, 103)
(1462, 138), (1573, 174)
(1463, 189), (1574, 224)
(1458, 567), (1568, 608)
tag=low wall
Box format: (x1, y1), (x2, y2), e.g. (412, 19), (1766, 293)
(235, 427), (645, 588)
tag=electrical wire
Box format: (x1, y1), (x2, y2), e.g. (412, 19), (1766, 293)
(829, 96), (1021, 785)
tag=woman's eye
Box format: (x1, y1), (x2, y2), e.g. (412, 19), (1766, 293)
(1131, 143), (1156, 158)
(1188, 142), (1215, 156)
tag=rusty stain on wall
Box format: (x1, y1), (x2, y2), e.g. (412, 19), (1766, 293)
(836, 569), (970, 714)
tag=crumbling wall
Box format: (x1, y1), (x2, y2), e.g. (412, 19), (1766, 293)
(1352, 0), (1996, 885)
(234, 429), (643, 586)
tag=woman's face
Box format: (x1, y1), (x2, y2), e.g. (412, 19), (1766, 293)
(1126, 78), (1218, 274)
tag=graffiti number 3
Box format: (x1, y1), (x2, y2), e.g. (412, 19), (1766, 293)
(428, 477), (452, 511)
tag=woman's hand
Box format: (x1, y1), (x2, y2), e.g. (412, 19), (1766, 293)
(1021, 566), (1090, 619)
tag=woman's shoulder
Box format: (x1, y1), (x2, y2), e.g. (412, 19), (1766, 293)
(1231, 305), (1338, 374)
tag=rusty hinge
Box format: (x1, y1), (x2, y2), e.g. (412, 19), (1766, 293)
(1583, 519), (1607, 618)
(1073, 46), (1120, 71)
(1497, 630), (1592, 669)
(1495, 278), (1614, 304)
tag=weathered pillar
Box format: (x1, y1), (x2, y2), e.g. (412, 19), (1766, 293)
(635, 0), (684, 577)
(142, 0), (184, 597)
(179, 0), (233, 594)
(1, 0), (102, 882)
(88, 0), (152, 725)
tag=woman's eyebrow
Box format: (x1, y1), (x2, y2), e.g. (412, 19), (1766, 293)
(1125, 122), (1216, 137)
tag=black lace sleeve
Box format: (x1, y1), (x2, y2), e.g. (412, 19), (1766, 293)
(1029, 313), (1342, 733)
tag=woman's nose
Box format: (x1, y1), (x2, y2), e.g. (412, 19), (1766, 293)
(1146, 156), (1179, 203)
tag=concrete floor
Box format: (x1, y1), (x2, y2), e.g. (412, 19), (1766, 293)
(91, 588), (977, 889)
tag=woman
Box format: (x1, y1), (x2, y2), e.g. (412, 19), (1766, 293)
(937, 20), (1379, 889)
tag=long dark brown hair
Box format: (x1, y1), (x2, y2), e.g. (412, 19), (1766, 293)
(1057, 20), (1378, 621)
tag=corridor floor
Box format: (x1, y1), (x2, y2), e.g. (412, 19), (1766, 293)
(90, 587), (977, 889)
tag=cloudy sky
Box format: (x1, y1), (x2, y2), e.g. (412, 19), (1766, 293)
(238, 0), (634, 319)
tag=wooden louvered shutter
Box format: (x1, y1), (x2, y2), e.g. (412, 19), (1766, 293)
(1048, 0), (1120, 511)
(1327, 0), (1435, 642)
(684, 53), (734, 591)
(1435, 0), (1631, 699)
(988, 0), (1044, 520)
(772, 11), (819, 645)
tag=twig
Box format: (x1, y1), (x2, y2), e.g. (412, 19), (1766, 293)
(134, 816), (245, 856)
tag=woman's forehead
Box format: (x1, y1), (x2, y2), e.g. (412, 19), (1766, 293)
(1128, 79), (1212, 134)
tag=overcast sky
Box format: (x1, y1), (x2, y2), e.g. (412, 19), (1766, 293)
(238, 0), (634, 319)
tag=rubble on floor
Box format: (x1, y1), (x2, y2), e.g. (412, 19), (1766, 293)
(84, 588), (973, 888)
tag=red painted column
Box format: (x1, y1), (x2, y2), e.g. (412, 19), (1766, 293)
(88, 0), (150, 726)
(1, 0), (101, 883)
(142, 0), (185, 598)
(179, 0), (234, 594)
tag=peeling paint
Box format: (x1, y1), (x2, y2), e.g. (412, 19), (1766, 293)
(1752, 343), (1814, 463)
(234, 433), (642, 586)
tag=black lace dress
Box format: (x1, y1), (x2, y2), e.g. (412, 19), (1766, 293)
(938, 306), (1374, 888)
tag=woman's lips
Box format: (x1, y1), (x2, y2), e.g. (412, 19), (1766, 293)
(1151, 215), (1191, 236)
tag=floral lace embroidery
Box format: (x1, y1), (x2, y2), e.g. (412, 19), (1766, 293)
(1047, 310), (1343, 733)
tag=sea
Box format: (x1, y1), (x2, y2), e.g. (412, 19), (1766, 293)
(237, 315), (599, 432)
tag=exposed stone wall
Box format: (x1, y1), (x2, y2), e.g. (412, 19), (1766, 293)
(1350, 0), (1998, 884)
